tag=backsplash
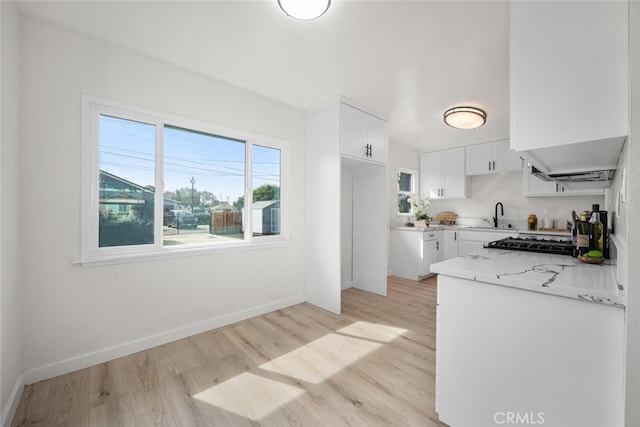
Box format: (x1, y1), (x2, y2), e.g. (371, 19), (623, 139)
(427, 173), (604, 229)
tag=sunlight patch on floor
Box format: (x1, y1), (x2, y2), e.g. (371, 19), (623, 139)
(259, 332), (381, 384)
(193, 321), (408, 420)
(192, 372), (304, 421)
(337, 320), (408, 342)
(260, 321), (407, 384)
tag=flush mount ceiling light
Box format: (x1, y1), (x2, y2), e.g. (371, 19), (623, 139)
(278, 0), (331, 20)
(443, 106), (487, 130)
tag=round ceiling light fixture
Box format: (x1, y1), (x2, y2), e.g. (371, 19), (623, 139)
(443, 106), (487, 130)
(278, 0), (331, 20)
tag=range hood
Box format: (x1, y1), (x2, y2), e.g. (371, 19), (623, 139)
(519, 136), (626, 189)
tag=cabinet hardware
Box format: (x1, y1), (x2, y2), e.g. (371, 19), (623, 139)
(488, 161), (491, 171)
(436, 241), (440, 250)
(492, 160), (496, 170)
(454, 232), (457, 241)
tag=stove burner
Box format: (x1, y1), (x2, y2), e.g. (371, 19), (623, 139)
(485, 237), (573, 256)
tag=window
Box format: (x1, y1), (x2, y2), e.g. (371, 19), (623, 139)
(396, 168), (417, 215)
(82, 97), (289, 263)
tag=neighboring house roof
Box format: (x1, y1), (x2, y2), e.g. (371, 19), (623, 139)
(99, 169), (181, 205)
(252, 200), (279, 209)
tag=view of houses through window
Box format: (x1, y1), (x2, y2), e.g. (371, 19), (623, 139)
(98, 113), (282, 250)
(397, 169), (416, 215)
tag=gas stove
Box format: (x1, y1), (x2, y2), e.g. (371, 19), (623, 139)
(485, 236), (573, 256)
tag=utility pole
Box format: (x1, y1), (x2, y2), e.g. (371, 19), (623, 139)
(190, 176), (195, 211)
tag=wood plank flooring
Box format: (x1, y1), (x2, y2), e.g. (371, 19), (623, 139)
(12, 275), (444, 426)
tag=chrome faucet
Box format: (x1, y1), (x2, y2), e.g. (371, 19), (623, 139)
(493, 202), (504, 228)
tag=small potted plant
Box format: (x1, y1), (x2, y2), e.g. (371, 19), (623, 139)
(409, 196), (431, 227)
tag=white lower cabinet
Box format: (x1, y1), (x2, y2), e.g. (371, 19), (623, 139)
(436, 275), (624, 427)
(390, 229), (438, 280)
(441, 229), (459, 260)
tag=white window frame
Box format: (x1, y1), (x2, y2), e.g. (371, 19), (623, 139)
(396, 167), (417, 216)
(80, 95), (290, 266)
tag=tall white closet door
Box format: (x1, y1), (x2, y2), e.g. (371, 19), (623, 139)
(352, 165), (387, 296)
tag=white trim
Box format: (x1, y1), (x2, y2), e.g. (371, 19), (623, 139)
(75, 238), (291, 267)
(80, 95), (290, 264)
(23, 294), (305, 385)
(1, 373), (24, 427)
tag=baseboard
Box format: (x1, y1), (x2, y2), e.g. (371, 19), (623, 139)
(2, 373), (24, 427)
(23, 294), (305, 385)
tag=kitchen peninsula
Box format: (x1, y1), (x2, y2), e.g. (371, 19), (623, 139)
(431, 250), (625, 427)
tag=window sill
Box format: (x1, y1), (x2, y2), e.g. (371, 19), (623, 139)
(75, 238), (291, 267)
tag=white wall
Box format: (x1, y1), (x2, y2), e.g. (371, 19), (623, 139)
(1, 2), (24, 424)
(18, 16), (306, 383)
(429, 173), (604, 228)
(625, 2), (640, 424)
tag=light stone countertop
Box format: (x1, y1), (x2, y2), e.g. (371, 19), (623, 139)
(430, 248), (625, 307)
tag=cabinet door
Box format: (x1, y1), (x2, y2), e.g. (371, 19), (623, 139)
(559, 184), (605, 196)
(366, 114), (388, 164)
(465, 143), (493, 175)
(420, 151), (443, 199)
(436, 231), (444, 262)
(352, 166), (387, 295)
(423, 239), (438, 275)
(340, 103), (368, 159)
(523, 169), (559, 197)
(443, 230), (458, 260)
(442, 147), (467, 198)
(493, 140), (522, 173)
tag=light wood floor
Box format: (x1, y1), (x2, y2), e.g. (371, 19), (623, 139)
(12, 275), (444, 426)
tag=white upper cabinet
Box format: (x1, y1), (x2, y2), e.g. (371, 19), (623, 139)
(420, 147), (468, 200)
(510, 1), (628, 151)
(466, 140), (521, 175)
(340, 103), (388, 164)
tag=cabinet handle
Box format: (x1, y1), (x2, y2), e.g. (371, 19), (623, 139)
(436, 241), (440, 250)
(492, 160), (496, 170)
(454, 231), (457, 241)
(555, 183), (559, 192)
(488, 161), (491, 171)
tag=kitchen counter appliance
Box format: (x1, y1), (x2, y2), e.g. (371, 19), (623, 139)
(486, 236), (573, 256)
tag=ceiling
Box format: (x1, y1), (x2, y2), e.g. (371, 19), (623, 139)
(15, 0), (511, 152)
